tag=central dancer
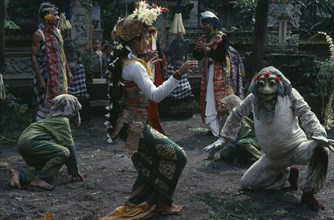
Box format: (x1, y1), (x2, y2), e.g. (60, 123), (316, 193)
(100, 1), (198, 219)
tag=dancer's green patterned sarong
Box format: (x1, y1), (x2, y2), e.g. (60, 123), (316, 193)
(120, 125), (187, 204)
(120, 124), (187, 204)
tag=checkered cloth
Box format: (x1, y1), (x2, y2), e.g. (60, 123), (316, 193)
(68, 64), (88, 97)
(166, 64), (192, 100)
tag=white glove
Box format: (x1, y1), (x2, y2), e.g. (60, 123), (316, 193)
(203, 138), (226, 159)
(311, 136), (334, 153)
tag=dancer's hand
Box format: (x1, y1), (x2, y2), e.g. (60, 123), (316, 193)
(68, 72), (74, 83)
(146, 49), (158, 57)
(311, 136), (334, 153)
(204, 138), (226, 151)
(203, 138), (226, 160)
(194, 42), (207, 52)
(178, 60), (198, 75)
(38, 79), (46, 93)
(148, 54), (162, 70)
(71, 172), (85, 182)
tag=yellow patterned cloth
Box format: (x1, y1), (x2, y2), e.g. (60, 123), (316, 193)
(98, 202), (156, 220)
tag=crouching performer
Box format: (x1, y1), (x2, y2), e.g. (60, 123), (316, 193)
(9, 94), (85, 190)
(204, 66), (331, 211)
(206, 95), (261, 166)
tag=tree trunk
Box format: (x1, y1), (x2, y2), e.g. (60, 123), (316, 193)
(252, 0), (269, 74)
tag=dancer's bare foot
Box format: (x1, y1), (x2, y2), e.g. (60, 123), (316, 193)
(29, 178), (54, 190)
(301, 192), (325, 211)
(9, 169), (21, 189)
(156, 203), (183, 215)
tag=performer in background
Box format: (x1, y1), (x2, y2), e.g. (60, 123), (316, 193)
(193, 11), (245, 137)
(31, 2), (73, 121)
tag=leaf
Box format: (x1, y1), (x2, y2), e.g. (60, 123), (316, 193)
(4, 20), (21, 30)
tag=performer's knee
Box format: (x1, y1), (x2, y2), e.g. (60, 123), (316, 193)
(59, 148), (70, 161)
(240, 174), (252, 190)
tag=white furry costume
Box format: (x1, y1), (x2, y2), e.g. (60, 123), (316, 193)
(221, 66), (329, 193)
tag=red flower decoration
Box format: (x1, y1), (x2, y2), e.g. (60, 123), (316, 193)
(255, 75), (260, 80)
(161, 7), (169, 13)
(263, 72), (270, 78)
(275, 76), (281, 83)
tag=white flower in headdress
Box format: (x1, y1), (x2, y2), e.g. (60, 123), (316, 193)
(132, 1), (162, 26)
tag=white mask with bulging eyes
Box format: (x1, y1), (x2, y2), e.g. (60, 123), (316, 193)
(257, 73), (278, 103)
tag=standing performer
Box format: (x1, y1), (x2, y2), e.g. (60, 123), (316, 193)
(204, 66), (330, 212)
(31, 2), (73, 121)
(193, 11), (245, 137)
(101, 1), (198, 219)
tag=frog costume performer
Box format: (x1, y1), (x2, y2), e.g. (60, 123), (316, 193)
(204, 66), (331, 212)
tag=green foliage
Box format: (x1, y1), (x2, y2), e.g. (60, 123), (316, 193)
(228, 0), (257, 32)
(98, 0), (122, 40)
(315, 32), (334, 98)
(298, 0), (333, 32)
(315, 59), (334, 99)
(227, 0), (333, 33)
(0, 92), (32, 144)
(4, 20), (21, 30)
(312, 32), (334, 127)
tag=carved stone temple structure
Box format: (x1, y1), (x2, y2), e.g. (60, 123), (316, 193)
(263, 0), (321, 117)
(70, 0), (93, 53)
(266, 0), (301, 53)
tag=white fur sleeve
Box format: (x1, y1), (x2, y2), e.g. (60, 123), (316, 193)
(123, 61), (179, 103)
(220, 94), (255, 141)
(289, 88), (327, 137)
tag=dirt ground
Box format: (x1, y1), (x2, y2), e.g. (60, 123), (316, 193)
(0, 112), (333, 220)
